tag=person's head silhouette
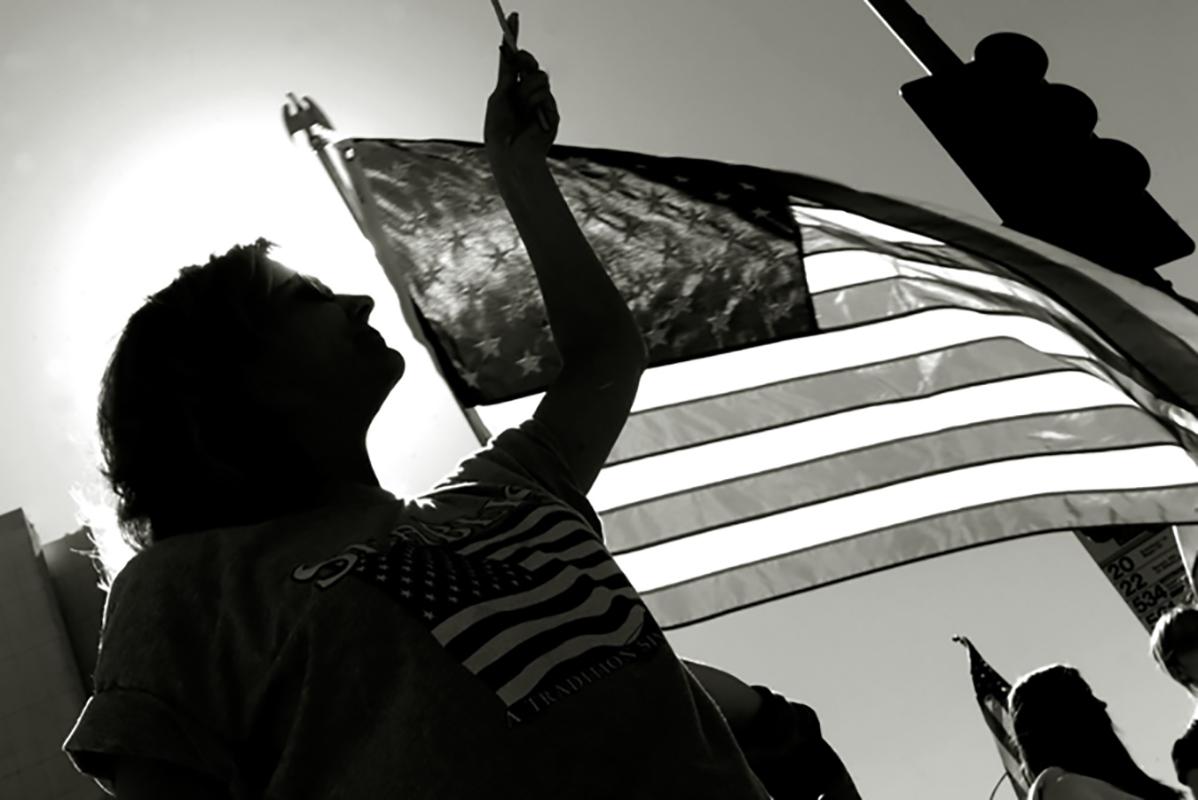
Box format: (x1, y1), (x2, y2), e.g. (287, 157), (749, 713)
(1010, 663), (1182, 800)
(97, 238), (404, 549)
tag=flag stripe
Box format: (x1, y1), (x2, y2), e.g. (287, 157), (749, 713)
(496, 605), (649, 705)
(479, 254), (1193, 452)
(599, 406), (1177, 551)
(981, 695), (1019, 754)
(813, 261), (1145, 395)
(810, 251), (1132, 371)
(633, 482), (1198, 627)
(821, 190), (1198, 410)
(478, 307), (1101, 431)
(614, 446), (1198, 592)
(592, 371), (1141, 512)
(374, 489), (664, 721)
(609, 339), (1070, 465)
(478, 326), (1197, 468)
(810, 256), (1198, 446)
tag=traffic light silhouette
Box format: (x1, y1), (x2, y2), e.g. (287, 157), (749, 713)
(901, 32), (1193, 285)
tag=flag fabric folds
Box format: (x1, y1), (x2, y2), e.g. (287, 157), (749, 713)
(953, 636), (1030, 799)
(340, 137), (1198, 629)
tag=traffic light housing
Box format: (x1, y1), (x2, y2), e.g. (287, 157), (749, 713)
(901, 32), (1193, 283)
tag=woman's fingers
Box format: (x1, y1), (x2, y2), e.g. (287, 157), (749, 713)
(542, 100), (560, 130)
(524, 88), (553, 108)
(514, 49), (539, 73)
(519, 71), (549, 94)
(515, 66), (551, 107)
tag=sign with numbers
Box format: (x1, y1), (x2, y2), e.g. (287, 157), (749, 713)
(1075, 526), (1193, 631)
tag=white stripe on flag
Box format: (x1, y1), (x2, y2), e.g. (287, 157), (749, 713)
(886, 192), (1198, 358)
(477, 306), (1097, 432)
(791, 204), (944, 246)
(588, 370), (1136, 512)
(612, 445), (1198, 592)
(810, 250), (1129, 356)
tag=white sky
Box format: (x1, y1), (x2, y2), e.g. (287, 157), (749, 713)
(4, 0), (1197, 796)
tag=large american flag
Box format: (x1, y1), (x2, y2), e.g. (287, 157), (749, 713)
(953, 636), (1030, 799)
(338, 137), (1198, 629)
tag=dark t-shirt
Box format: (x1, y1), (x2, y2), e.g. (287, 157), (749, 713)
(1173, 710), (1198, 784)
(62, 418), (771, 799)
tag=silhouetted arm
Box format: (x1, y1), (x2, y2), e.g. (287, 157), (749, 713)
(681, 659), (765, 731)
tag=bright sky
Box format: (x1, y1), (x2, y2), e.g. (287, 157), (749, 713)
(4, 1), (1198, 797)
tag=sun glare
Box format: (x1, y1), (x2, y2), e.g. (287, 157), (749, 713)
(47, 109), (394, 564)
(52, 112), (376, 432)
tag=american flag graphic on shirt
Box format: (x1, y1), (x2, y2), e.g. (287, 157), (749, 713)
(293, 484), (667, 725)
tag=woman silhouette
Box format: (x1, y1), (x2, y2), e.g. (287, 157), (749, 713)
(1009, 663), (1182, 800)
(60, 20), (858, 800)
(1149, 604), (1198, 797)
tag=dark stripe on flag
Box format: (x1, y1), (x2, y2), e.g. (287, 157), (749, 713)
(608, 338), (1071, 464)
(811, 261), (1143, 385)
(789, 185), (1198, 414)
(641, 485), (1198, 631)
(603, 408), (1180, 551)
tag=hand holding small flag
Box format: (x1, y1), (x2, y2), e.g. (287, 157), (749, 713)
(485, 10), (560, 169)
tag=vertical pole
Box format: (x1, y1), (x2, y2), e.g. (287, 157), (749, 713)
(283, 93), (371, 239)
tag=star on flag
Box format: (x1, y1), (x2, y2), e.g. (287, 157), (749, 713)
(516, 349), (544, 376)
(475, 335), (503, 359)
(645, 327), (669, 349)
(447, 228), (469, 250)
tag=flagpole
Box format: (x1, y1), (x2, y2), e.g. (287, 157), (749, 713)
(282, 93), (370, 238)
(859, 0), (963, 75)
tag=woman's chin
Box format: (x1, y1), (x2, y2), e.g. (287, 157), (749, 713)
(386, 350), (406, 381)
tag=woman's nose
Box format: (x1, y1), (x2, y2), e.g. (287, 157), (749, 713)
(348, 294), (375, 323)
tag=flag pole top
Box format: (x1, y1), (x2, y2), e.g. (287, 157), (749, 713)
(279, 92), (369, 235)
(860, 0), (963, 75)
(283, 92), (335, 150)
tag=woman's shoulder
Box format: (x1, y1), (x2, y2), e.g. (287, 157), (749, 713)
(1029, 767), (1068, 798)
(1173, 705), (1198, 781)
(1029, 767), (1145, 800)
(1181, 704), (1198, 739)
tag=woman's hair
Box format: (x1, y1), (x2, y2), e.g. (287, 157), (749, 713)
(96, 237), (316, 552)
(1009, 664), (1183, 800)
(1151, 605), (1198, 693)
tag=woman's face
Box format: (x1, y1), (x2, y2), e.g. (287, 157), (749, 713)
(248, 259), (405, 430)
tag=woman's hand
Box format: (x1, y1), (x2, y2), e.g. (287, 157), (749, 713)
(484, 13), (560, 171)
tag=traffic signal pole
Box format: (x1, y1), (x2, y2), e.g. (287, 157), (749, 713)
(861, 0), (962, 75)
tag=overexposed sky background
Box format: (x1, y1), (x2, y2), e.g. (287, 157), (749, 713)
(4, 1), (1197, 797)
